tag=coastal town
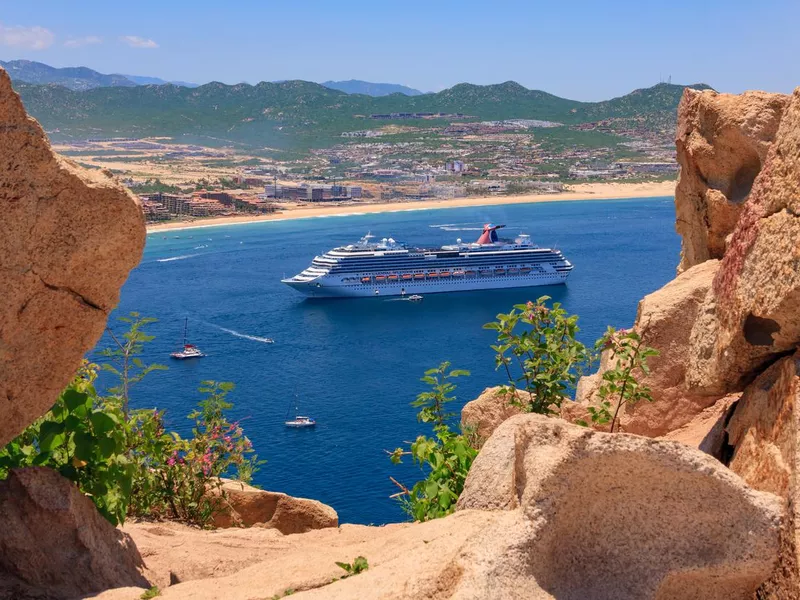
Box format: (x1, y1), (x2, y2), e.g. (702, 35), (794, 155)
(54, 110), (678, 224)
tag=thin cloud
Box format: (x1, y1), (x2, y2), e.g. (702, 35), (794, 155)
(0, 23), (55, 50)
(120, 35), (158, 49)
(64, 35), (103, 48)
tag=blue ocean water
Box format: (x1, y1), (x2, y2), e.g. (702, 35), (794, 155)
(96, 197), (679, 525)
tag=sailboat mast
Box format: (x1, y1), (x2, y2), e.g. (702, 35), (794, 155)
(183, 317), (188, 347)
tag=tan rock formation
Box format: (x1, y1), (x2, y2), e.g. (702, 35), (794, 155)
(0, 68), (145, 447)
(0, 468), (150, 599)
(725, 350), (800, 597)
(92, 415), (782, 600)
(575, 259), (721, 437)
(460, 386), (523, 445)
(211, 479), (338, 533)
(686, 88), (800, 394)
(675, 88), (789, 272)
(458, 414), (782, 600)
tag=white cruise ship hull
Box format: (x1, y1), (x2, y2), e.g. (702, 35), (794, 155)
(283, 270), (570, 298)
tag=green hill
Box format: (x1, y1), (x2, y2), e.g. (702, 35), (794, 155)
(11, 77), (711, 151)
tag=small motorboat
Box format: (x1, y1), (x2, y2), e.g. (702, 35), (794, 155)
(170, 318), (205, 359)
(408, 294), (424, 302)
(285, 415), (316, 428)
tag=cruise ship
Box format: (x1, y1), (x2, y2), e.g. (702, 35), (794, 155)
(282, 224), (573, 298)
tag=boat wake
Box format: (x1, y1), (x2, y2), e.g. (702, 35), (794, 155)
(429, 223), (484, 231)
(206, 323), (274, 344)
(156, 254), (199, 263)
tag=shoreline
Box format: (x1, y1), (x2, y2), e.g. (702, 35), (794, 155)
(145, 180), (675, 233)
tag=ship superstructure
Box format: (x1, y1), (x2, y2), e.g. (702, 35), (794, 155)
(282, 224), (573, 298)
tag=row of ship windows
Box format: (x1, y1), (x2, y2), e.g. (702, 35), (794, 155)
(340, 267), (559, 284)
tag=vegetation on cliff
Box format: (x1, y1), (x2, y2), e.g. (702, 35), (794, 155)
(0, 315), (261, 527)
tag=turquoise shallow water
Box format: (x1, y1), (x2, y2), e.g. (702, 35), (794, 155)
(96, 196), (679, 524)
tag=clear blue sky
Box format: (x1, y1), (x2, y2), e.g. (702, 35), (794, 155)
(1, 0), (797, 100)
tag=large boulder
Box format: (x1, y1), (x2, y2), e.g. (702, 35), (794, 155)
(211, 480), (338, 533)
(0, 468), (151, 599)
(457, 414), (783, 600)
(675, 88), (789, 272)
(725, 350), (800, 597)
(0, 68), (145, 447)
(687, 88), (800, 394)
(575, 259), (721, 437)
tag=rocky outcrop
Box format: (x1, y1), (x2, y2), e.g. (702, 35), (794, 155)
(458, 414), (783, 600)
(686, 88), (800, 394)
(725, 351), (800, 597)
(575, 259), (721, 437)
(211, 480), (338, 533)
(91, 415), (783, 600)
(0, 468), (150, 599)
(675, 88), (789, 272)
(460, 386), (523, 445)
(0, 68), (146, 447)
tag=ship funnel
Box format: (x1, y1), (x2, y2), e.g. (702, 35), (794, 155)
(476, 223), (506, 245)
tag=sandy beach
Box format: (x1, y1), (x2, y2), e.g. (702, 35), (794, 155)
(146, 180), (675, 233)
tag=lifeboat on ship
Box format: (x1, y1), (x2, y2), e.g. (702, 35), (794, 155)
(401, 273), (412, 280)
(427, 272), (439, 278)
(453, 270), (465, 277)
(495, 268), (506, 275)
(361, 276), (371, 283)
(413, 273), (425, 280)
(520, 267), (532, 274)
(388, 274), (399, 281)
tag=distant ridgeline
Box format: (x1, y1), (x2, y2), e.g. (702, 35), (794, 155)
(9, 68), (712, 152)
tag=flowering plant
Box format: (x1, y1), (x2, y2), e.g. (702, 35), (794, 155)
(484, 296), (591, 414)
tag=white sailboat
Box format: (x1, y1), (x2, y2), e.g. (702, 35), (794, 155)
(170, 318), (205, 360)
(285, 391), (316, 427)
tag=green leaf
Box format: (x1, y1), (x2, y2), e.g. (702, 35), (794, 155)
(424, 481), (438, 499)
(97, 435), (117, 459)
(73, 431), (95, 461)
(90, 411), (117, 435)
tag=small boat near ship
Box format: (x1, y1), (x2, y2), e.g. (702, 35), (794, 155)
(170, 318), (205, 360)
(408, 294), (423, 302)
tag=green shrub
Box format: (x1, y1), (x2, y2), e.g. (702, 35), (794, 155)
(0, 362), (134, 525)
(335, 556), (369, 577)
(580, 327), (659, 432)
(484, 296), (591, 415)
(390, 362), (477, 522)
(0, 314), (261, 529)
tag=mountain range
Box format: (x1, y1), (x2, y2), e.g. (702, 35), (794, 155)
(0, 60), (426, 97)
(0, 60), (201, 90)
(11, 77), (710, 151)
(322, 80), (424, 96)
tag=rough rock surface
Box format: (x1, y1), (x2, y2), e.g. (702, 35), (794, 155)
(687, 88), (800, 394)
(211, 479), (338, 533)
(457, 414), (783, 600)
(0, 68), (145, 447)
(93, 415), (782, 600)
(725, 350), (800, 598)
(575, 259), (721, 436)
(0, 468), (150, 599)
(460, 386), (523, 445)
(675, 88), (789, 272)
